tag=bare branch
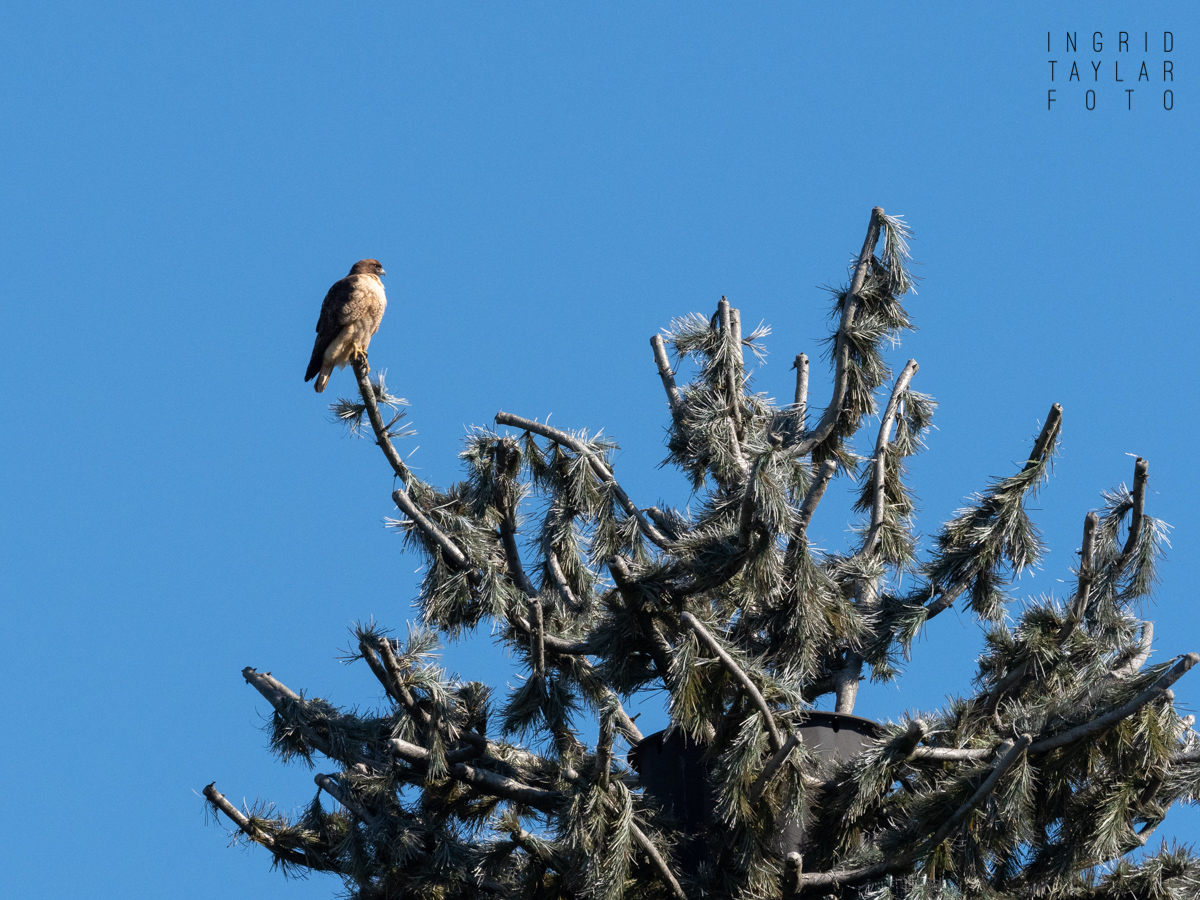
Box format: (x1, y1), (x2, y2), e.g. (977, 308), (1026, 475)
(1112, 621), (1154, 679)
(494, 411), (672, 550)
(203, 783), (343, 873)
(907, 746), (991, 763)
(650, 334), (683, 414)
(499, 510), (537, 597)
(862, 359), (918, 553)
(314, 773), (377, 826)
(680, 611), (783, 752)
(392, 489), (471, 571)
(792, 353), (809, 423)
(1115, 456), (1149, 572)
(351, 358), (412, 483)
(543, 544), (583, 610)
(896, 718), (928, 759)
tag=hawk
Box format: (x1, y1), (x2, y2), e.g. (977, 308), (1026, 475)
(305, 259), (387, 392)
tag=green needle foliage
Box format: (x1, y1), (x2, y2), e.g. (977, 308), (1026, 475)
(205, 208), (1200, 900)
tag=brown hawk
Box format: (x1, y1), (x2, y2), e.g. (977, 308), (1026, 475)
(305, 259), (387, 393)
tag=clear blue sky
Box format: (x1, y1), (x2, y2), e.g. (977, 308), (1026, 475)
(1, 3), (1196, 896)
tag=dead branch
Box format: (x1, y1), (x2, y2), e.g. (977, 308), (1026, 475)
(651, 334), (683, 414)
(792, 353), (809, 424)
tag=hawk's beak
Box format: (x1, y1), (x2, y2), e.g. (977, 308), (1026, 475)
(380, 269), (386, 277)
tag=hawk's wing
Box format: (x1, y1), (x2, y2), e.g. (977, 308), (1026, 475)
(305, 277), (354, 382)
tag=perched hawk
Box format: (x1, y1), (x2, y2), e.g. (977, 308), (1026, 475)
(305, 259), (387, 392)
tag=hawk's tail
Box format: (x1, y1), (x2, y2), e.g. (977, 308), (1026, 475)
(314, 372), (329, 393)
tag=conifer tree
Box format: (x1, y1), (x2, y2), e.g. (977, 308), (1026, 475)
(205, 208), (1200, 899)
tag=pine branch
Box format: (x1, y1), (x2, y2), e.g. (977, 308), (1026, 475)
(1027, 654), (1196, 755)
(923, 402), (1063, 621)
(750, 730), (802, 800)
(544, 545), (583, 610)
(499, 506), (537, 598)
(203, 783), (344, 873)
(351, 358), (412, 483)
(386, 737), (566, 811)
(610, 555), (674, 677)
(1024, 402), (1063, 473)
(631, 822), (689, 900)
(372, 634), (431, 725)
(314, 773), (377, 825)
(794, 458), (838, 541)
(495, 411), (672, 550)
(391, 489), (472, 572)
(718, 297), (745, 441)
(529, 598), (545, 676)
(791, 207), (884, 456)
(242, 667), (390, 772)
(985, 511), (1100, 721)
(1114, 456), (1149, 575)
(680, 611), (783, 751)
(797, 736), (1032, 893)
(862, 359), (918, 554)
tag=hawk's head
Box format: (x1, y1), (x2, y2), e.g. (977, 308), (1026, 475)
(349, 259), (386, 278)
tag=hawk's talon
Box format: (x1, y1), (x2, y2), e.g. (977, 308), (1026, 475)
(353, 346), (370, 373)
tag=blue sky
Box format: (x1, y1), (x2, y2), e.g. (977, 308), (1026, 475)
(1, 3), (1196, 896)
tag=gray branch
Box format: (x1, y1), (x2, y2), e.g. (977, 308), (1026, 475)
(650, 334), (683, 414)
(790, 207), (884, 456)
(680, 611), (783, 752)
(1028, 654), (1196, 755)
(314, 773), (377, 826)
(792, 353), (809, 425)
(351, 358), (412, 484)
(797, 735), (1031, 892)
(203, 783), (344, 873)
(494, 411), (672, 550)
(391, 489), (471, 571)
(794, 458), (838, 541)
(631, 822), (689, 900)
(862, 359), (918, 554)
